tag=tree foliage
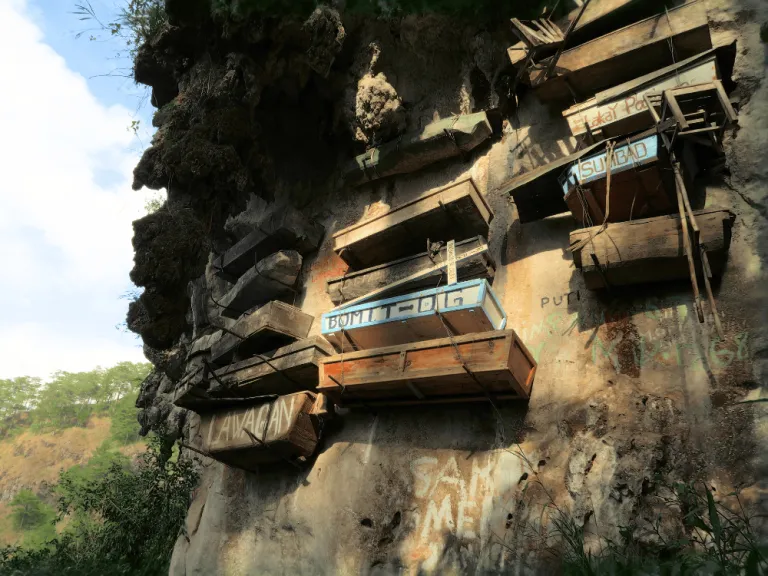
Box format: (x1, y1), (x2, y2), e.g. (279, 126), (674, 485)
(0, 433), (199, 576)
(0, 362), (151, 438)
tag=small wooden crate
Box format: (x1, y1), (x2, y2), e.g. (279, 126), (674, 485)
(317, 330), (536, 405)
(199, 392), (320, 471)
(332, 177), (492, 269)
(321, 279), (506, 351)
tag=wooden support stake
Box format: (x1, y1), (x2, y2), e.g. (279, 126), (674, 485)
(674, 167), (704, 323)
(673, 164), (701, 246)
(700, 247), (724, 338)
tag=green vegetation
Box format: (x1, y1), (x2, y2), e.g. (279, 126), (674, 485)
(74, 0), (167, 55)
(9, 491), (57, 550)
(0, 432), (199, 576)
(551, 482), (768, 575)
(0, 362), (151, 440)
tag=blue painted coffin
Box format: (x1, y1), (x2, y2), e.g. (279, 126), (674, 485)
(560, 134), (659, 195)
(321, 278), (506, 350)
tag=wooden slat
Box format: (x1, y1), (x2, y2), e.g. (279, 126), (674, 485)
(570, 208), (735, 289)
(326, 236), (494, 306)
(332, 177), (493, 269)
(211, 337), (335, 397)
(533, 0), (711, 102)
(213, 208), (324, 283)
(210, 301), (314, 367)
(318, 330), (536, 404)
(200, 392), (319, 471)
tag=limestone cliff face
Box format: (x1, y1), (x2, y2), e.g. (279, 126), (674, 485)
(127, 1), (768, 573)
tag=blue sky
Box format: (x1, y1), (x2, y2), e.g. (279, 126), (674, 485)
(0, 0), (162, 378)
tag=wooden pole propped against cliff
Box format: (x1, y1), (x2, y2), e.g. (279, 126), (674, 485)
(643, 89), (734, 337)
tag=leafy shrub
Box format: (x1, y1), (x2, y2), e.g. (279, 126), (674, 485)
(0, 432), (199, 576)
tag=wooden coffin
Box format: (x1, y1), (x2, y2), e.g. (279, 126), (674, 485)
(321, 278), (506, 351)
(210, 337), (336, 398)
(507, 0), (654, 67)
(210, 301), (314, 367)
(333, 177), (493, 269)
(562, 46), (735, 139)
(570, 208), (735, 289)
(214, 208), (324, 283)
(344, 113), (492, 186)
(502, 141), (603, 223)
(172, 365), (209, 411)
(533, 0), (712, 103)
(562, 133), (676, 224)
(200, 392), (320, 471)
(218, 251), (302, 319)
(326, 236), (495, 306)
(317, 330), (536, 405)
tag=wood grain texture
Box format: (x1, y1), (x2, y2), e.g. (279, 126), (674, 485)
(213, 208), (324, 282)
(332, 178), (493, 269)
(211, 337), (335, 397)
(210, 301), (314, 367)
(317, 330), (536, 404)
(533, 0), (711, 102)
(326, 236), (495, 305)
(570, 208), (735, 289)
(199, 392), (319, 471)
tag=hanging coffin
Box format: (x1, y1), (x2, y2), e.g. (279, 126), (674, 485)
(332, 177), (492, 269)
(321, 278), (506, 351)
(570, 208), (735, 289)
(317, 330), (536, 405)
(326, 236), (495, 307)
(200, 391), (320, 471)
(343, 112), (493, 186)
(561, 132), (678, 225)
(210, 301), (314, 367)
(210, 337), (336, 398)
(562, 45), (736, 140)
(214, 207), (324, 283)
(532, 0), (711, 103)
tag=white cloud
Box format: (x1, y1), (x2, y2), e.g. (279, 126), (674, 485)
(0, 0), (161, 379)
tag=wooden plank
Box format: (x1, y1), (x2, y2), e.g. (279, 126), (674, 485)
(533, 0), (712, 102)
(317, 330), (536, 404)
(218, 251), (302, 319)
(200, 392), (319, 471)
(211, 337), (335, 398)
(326, 236), (495, 307)
(213, 208), (324, 282)
(570, 208), (735, 289)
(210, 301), (314, 367)
(507, 0), (648, 66)
(343, 113), (492, 186)
(333, 177), (493, 269)
(563, 56), (720, 138)
(321, 279), (506, 351)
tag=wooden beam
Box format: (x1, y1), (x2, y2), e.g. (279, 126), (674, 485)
(674, 166), (704, 323)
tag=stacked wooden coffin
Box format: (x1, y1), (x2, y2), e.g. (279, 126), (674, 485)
(503, 0), (738, 331)
(173, 208), (335, 469)
(320, 177), (537, 405)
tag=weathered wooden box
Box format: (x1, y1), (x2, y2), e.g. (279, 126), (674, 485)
(200, 392), (320, 471)
(533, 0), (711, 102)
(562, 49), (730, 139)
(562, 133), (676, 224)
(326, 236), (495, 306)
(317, 330), (536, 405)
(214, 208), (324, 282)
(321, 278), (506, 351)
(332, 177), (493, 269)
(211, 337), (336, 397)
(570, 208), (735, 289)
(210, 301), (314, 367)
